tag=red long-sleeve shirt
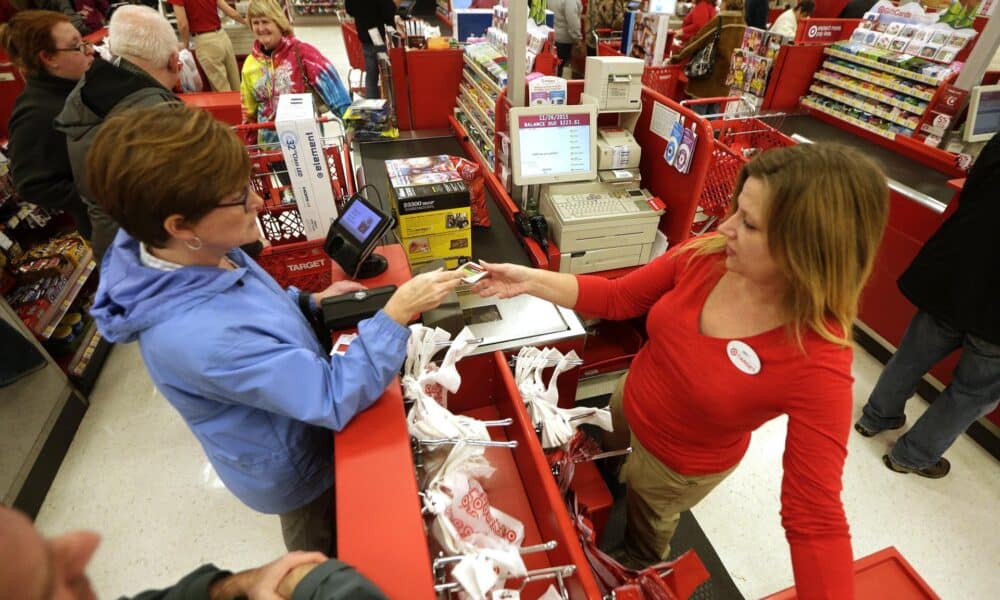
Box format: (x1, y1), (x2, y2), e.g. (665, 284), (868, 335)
(575, 247), (855, 599)
(679, 2), (718, 43)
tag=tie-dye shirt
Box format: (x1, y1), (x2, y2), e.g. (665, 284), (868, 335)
(240, 35), (351, 145)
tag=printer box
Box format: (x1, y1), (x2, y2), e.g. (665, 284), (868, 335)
(276, 94), (338, 239)
(385, 156), (472, 254)
(402, 229), (472, 269)
(396, 206), (472, 238)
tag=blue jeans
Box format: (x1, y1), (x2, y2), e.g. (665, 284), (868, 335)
(362, 43), (379, 99)
(859, 311), (1000, 469)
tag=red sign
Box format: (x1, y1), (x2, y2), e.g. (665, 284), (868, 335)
(916, 84), (969, 144)
(795, 19), (861, 44)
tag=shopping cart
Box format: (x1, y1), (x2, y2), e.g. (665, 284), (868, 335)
(684, 98), (795, 234)
(641, 64), (687, 101)
(592, 28), (624, 56)
(235, 117), (355, 292)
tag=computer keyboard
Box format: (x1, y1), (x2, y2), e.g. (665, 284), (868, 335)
(551, 192), (643, 222)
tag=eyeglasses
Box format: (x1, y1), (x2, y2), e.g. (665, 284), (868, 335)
(53, 41), (94, 55)
(216, 187), (253, 212)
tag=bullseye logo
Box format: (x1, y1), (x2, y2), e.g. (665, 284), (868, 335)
(808, 25), (818, 38)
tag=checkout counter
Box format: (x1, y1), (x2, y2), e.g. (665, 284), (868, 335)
(332, 136), (612, 598)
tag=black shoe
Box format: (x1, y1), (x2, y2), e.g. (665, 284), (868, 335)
(853, 418), (905, 438)
(882, 454), (951, 479)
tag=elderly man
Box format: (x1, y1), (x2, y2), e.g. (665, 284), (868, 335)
(0, 504), (388, 599)
(55, 4), (181, 261)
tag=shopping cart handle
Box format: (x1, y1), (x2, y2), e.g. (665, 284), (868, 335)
(680, 97), (742, 106)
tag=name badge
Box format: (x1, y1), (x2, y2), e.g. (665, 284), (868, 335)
(726, 340), (761, 375)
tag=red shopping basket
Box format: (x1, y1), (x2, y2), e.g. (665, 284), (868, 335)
(235, 119), (355, 292)
(642, 65), (687, 101)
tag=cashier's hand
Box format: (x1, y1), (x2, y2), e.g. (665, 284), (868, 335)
(383, 268), (465, 325)
(209, 551), (326, 600)
(470, 261), (533, 299)
(312, 280), (368, 306)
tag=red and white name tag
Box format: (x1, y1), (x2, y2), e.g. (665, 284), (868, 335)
(726, 340), (761, 375)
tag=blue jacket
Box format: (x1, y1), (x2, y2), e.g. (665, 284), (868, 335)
(91, 231), (410, 513)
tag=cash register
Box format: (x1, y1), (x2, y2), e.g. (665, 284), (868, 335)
(508, 103), (663, 274)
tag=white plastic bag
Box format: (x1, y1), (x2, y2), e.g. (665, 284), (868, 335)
(178, 49), (204, 93)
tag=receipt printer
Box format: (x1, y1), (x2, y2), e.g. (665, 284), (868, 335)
(597, 127), (641, 170)
(583, 56), (644, 111)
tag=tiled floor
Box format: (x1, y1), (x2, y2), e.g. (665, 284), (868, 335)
(32, 23), (1000, 600)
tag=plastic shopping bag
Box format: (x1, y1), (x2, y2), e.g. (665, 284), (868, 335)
(178, 49), (204, 93)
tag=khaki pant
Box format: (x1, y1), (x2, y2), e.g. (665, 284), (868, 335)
(608, 373), (735, 568)
(194, 29), (240, 92)
(279, 486), (335, 555)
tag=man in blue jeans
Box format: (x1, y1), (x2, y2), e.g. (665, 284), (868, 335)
(855, 133), (1000, 478)
(345, 0), (398, 98)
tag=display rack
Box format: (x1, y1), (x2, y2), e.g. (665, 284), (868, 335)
(33, 251), (95, 340)
(455, 48), (501, 168)
(289, 0), (341, 19)
(799, 39), (960, 140)
(436, 0), (451, 26)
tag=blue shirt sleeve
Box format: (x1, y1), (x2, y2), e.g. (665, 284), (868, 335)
(201, 310), (410, 431)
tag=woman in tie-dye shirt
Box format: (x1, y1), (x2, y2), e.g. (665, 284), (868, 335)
(240, 0), (351, 145)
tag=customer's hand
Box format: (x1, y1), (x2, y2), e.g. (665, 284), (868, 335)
(313, 280), (368, 305)
(209, 551), (326, 600)
(383, 268), (464, 325)
(470, 261), (534, 299)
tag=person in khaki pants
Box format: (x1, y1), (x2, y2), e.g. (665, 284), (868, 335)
(170, 0), (245, 91)
(471, 144), (892, 597)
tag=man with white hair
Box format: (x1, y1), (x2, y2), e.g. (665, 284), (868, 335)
(56, 4), (181, 260)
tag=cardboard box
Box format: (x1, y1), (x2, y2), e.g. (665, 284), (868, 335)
(275, 94), (338, 239)
(396, 206), (472, 238)
(401, 229), (472, 269)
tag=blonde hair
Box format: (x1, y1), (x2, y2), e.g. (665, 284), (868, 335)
(247, 0), (294, 36)
(685, 144), (889, 347)
(87, 105), (251, 248)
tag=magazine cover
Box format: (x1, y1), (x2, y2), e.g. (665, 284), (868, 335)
(385, 155), (463, 188)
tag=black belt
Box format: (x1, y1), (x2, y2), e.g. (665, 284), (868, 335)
(193, 27), (222, 35)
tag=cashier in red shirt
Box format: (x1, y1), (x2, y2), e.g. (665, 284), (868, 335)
(170, 0), (245, 91)
(472, 144), (890, 598)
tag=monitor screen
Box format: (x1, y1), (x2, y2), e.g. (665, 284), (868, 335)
(971, 89), (1000, 139)
(509, 104), (598, 186)
(338, 196), (385, 244)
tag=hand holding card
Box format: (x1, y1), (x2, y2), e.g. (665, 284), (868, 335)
(457, 261), (489, 284)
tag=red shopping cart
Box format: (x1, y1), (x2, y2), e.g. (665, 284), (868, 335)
(235, 118), (355, 292)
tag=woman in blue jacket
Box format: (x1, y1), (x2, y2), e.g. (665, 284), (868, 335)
(87, 104), (464, 555)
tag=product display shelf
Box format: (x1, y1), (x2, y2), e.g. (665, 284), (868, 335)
(463, 68), (499, 105)
(463, 55), (504, 95)
(290, 0), (339, 18)
(462, 72), (498, 119)
(66, 320), (101, 377)
(815, 70), (929, 113)
(33, 251), (96, 339)
(808, 84), (918, 130)
(459, 82), (496, 135)
(824, 47), (948, 87)
(801, 97), (896, 140)
(822, 60), (935, 102)
(453, 103), (494, 166)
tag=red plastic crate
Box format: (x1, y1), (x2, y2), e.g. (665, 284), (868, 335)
(256, 238), (331, 292)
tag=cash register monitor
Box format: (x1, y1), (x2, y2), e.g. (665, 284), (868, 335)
(324, 193), (394, 279)
(509, 103), (598, 186)
(964, 84), (1000, 143)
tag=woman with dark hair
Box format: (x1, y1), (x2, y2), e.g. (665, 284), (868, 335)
(1, 9), (94, 236)
(87, 104), (464, 554)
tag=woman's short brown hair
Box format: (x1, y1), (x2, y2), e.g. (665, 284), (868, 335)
(86, 105), (252, 248)
(686, 143), (889, 347)
(0, 10), (71, 76)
